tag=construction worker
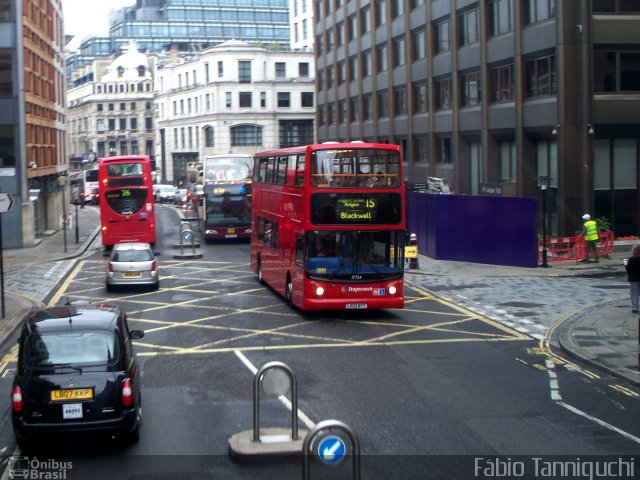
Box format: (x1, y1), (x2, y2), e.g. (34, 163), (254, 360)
(582, 214), (599, 263)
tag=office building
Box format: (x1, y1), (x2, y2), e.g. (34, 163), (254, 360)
(290, 0), (315, 50)
(315, 0), (640, 236)
(0, 0), (67, 247)
(155, 40), (315, 184)
(66, 0), (291, 77)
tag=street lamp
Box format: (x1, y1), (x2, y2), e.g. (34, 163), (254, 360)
(538, 175), (550, 268)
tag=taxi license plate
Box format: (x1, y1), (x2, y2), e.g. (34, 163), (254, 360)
(346, 303), (368, 309)
(51, 388), (93, 401)
(62, 403), (83, 420)
(123, 271), (141, 278)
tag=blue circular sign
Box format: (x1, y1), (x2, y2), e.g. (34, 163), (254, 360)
(182, 230), (193, 241)
(317, 435), (346, 465)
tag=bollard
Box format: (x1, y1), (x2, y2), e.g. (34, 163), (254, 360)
(180, 221), (196, 255)
(302, 419), (360, 480)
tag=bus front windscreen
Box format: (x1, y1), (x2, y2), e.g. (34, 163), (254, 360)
(105, 188), (148, 215)
(310, 148), (401, 188)
(204, 188), (251, 227)
(204, 157), (252, 182)
(305, 230), (405, 280)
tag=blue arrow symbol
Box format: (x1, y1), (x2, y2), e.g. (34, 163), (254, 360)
(318, 436), (346, 465)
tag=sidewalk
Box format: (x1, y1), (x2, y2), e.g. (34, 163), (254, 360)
(0, 211), (638, 387)
(0, 205), (101, 346)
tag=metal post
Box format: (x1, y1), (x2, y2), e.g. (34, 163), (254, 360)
(252, 361), (298, 442)
(0, 215), (4, 318)
(62, 185), (67, 253)
(542, 184), (548, 267)
(74, 201), (79, 244)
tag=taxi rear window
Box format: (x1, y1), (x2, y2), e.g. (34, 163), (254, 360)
(24, 331), (120, 368)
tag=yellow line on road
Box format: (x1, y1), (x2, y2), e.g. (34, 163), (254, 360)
(0, 344), (18, 375)
(609, 384), (639, 397)
(49, 261), (84, 305)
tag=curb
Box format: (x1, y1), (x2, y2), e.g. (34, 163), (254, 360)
(556, 299), (640, 387)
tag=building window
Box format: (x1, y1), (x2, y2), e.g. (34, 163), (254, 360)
(349, 97), (359, 122)
(277, 92), (291, 107)
(411, 0), (425, 9)
(349, 56), (359, 81)
(392, 37), (406, 67)
(338, 100), (347, 123)
(96, 119), (105, 132)
(458, 7), (479, 46)
(318, 106), (325, 126)
(226, 92), (232, 108)
(275, 62), (286, 78)
(377, 44), (388, 72)
(435, 77), (452, 110)
(412, 29), (426, 61)
(360, 7), (371, 33)
(363, 94), (372, 120)
(301, 92), (314, 107)
(413, 83), (428, 113)
(391, 0), (403, 18)
(500, 140), (517, 183)
(460, 71), (481, 107)
(468, 142), (482, 195)
(137, 66), (145, 77)
(337, 61), (346, 84)
(336, 21), (344, 46)
(434, 19), (450, 54)
(108, 119), (115, 131)
(489, 63), (515, 102)
(218, 61), (224, 77)
(120, 141), (127, 156)
(145, 117), (152, 130)
(299, 62), (309, 77)
(377, 90), (389, 117)
(524, 0), (556, 25)
(108, 103), (114, 111)
(436, 137), (451, 164)
(414, 137), (428, 163)
(97, 103), (103, 112)
(204, 126), (214, 147)
(375, 0), (387, 27)
(261, 92), (267, 108)
(487, 0), (514, 37)
(130, 117), (138, 131)
(394, 87), (407, 116)
(348, 15), (357, 40)
(119, 118), (126, 130)
(361, 51), (372, 77)
(593, 0), (640, 12)
(131, 140), (139, 155)
(146, 140), (153, 156)
(525, 54), (556, 98)
(239, 61), (252, 83)
(231, 125), (262, 146)
(327, 103), (335, 125)
(238, 91), (252, 108)
(593, 50), (640, 92)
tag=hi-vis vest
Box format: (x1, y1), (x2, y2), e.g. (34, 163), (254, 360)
(584, 220), (599, 241)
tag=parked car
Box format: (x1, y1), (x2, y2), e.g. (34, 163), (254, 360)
(106, 242), (159, 291)
(173, 188), (188, 205)
(154, 184), (177, 203)
(11, 301), (144, 450)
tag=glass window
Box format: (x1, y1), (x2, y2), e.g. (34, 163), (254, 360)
(25, 331), (120, 368)
(413, 83), (427, 113)
(275, 62), (286, 78)
(231, 125), (262, 146)
(460, 71), (481, 107)
(310, 148), (401, 188)
(301, 92), (314, 107)
(299, 62), (309, 77)
(0, 50), (13, 96)
(490, 63), (515, 102)
(277, 92), (291, 107)
(375, 0), (386, 27)
(377, 90), (389, 117)
(239, 92), (252, 107)
(435, 77), (452, 110)
(525, 0), (556, 24)
(412, 29), (426, 61)
(613, 139), (637, 189)
(0, 125), (15, 167)
(487, 0), (514, 37)
(525, 54), (556, 98)
(377, 44), (388, 72)
(392, 37), (405, 67)
(239, 61), (252, 83)
(458, 8), (479, 46)
(394, 87), (407, 116)
(593, 51), (616, 92)
(620, 52), (640, 91)
(434, 19), (450, 54)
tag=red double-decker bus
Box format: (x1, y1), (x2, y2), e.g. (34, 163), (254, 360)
(199, 154), (253, 241)
(98, 155), (156, 247)
(250, 142), (405, 310)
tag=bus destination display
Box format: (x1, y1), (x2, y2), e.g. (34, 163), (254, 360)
(311, 193), (401, 225)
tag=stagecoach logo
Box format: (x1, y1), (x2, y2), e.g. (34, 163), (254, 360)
(341, 286), (386, 295)
(8, 456), (73, 479)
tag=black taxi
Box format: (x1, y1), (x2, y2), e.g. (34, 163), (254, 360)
(11, 302), (144, 450)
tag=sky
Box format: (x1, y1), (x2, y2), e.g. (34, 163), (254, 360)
(61, 0), (135, 49)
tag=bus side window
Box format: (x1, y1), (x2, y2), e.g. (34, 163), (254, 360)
(266, 156), (276, 183)
(295, 154), (305, 186)
(276, 156), (287, 184)
(295, 233), (304, 266)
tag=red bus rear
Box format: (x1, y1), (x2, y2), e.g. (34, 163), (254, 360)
(98, 155), (156, 247)
(250, 142), (405, 311)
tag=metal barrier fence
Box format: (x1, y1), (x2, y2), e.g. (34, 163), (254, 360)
(538, 231), (614, 264)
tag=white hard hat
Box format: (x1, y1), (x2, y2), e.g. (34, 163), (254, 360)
(409, 233), (417, 240)
(582, 214), (590, 220)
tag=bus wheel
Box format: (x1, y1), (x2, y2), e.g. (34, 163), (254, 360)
(285, 276), (294, 308)
(257, 258), (264, 284)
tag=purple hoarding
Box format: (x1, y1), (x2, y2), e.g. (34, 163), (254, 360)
(407, 192), (539, 268)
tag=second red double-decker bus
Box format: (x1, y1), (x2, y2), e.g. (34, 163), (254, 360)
(98, 155), (156, 247)
(250, 142), (405, 310)
(200, 154), (253, 241)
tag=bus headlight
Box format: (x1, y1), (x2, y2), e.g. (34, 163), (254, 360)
(315, 286), (325, 296)
(389, 285), (397, 295)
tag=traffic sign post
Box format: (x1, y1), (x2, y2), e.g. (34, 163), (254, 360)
(303, 419), (360, 480)
(0, 192), (15, 318)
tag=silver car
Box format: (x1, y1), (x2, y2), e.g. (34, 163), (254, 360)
(106, 242), (159, 291)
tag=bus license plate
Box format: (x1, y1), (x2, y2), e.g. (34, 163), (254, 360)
(346, 303), (368, 309)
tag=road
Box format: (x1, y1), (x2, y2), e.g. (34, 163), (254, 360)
(0, 205), (638, 479)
